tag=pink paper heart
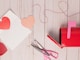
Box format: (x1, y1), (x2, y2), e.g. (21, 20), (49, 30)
(21, 16), (35, 29)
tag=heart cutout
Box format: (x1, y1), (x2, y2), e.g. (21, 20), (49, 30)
(0, 42), (7, 56)
(0, 17), (10, 29)
(21, 16), (35, 29)
(59, 1), (68, 12)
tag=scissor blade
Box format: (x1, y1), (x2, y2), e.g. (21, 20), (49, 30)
(31, 40), (50, 56)
(31, 43), (43, 53)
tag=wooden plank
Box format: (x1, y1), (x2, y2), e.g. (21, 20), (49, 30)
(21, 0), (33, 18)
(0, 0), (11, 60)
(20, 0), (33, 60)
(68, 0), (80, 24)
(10, 0), (22, 60)
(45, 37), (67, 60)
(10, 0), (20, 17)
(0, 0), (10, 17)
(0, 0), (79, 60)
(1, 50), (12, 60)
(78, 47), (80, 60)
(67, 0), (79, 60)
(10, 0), (33, 60)
(67, 48), (79, 60)
(45, 0), (68, 60)
(46, 0), (68, 42)
(33, 0), (45, 60)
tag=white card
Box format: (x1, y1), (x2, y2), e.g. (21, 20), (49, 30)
(0, 10), (31, 50)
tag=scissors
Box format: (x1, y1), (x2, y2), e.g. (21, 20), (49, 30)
(31, 40), (58, 60)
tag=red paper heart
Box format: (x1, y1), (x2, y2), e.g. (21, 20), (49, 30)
(0, 42), (7, 56)
(0, 17), (10, 29)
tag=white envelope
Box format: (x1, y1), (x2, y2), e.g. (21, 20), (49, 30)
(0, 10), (31, 50)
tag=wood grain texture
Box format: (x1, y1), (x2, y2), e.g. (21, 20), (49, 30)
(33, 0), (45, 60)
(67, 0), (79, 60)
(0, 0), (80, 60)
(45, 0), (67, 60)
(0, 0), (12, 60)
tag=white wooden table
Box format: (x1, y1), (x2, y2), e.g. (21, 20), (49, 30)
(0, 0), (80, 60)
